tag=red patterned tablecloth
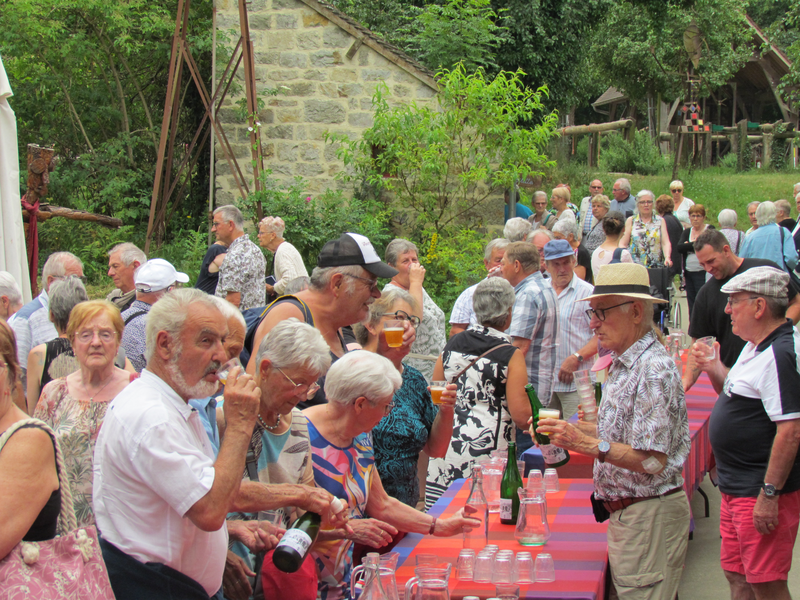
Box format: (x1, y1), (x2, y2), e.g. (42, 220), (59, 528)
(394, 478), (608, 600)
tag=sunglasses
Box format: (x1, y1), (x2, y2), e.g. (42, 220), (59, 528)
(671, 189), (683, 193)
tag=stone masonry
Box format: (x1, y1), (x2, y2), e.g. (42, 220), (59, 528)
(214, 0), (439, 202)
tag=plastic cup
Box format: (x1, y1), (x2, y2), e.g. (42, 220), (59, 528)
(430, 381), (447, 405)
(514, 552), (535, 584)
(527, 470), (544, 493)
(544, 468), (559, 494)
(456, 549), (475, 581)
(483, 545), (499, 555)
(534, 553), (556, 582)
(384, 320), (404, 347)
(696, 336), (716, 360)
(216, 357), (243, 384)
(473, 552), (495, 583)
(495, 584), (521, 599)
(516, 460), (526, 478)
(492, 553), (514, 584)
(258, 509), (283, 526)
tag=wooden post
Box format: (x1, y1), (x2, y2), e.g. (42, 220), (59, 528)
(702, 131), (712, 167)
(763, 131), (773, 169)
(589, 132), (600, 167)
(624, 121), (636, 144)
(737, 119), (749, 171)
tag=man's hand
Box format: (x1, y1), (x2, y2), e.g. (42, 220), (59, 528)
(408, 263), (426, 286)
(753, 493), (780, 535)
(347, 518), (398, 548)
(536, 418), (588, 453)
(222, 550), (255, 600)
(436, 507), (481, 536)
(558, 354), (581, 384)
(222, 366), (261, 432)
(487, 265), (503, 278)
(265, 284), (275, 295)
(228, 519), (282, 553)
(293, 485), (350, 530)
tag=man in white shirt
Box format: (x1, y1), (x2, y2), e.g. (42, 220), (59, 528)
(94, 288), (343, 598)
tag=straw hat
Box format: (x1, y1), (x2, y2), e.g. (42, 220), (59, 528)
(580, 262), (667, 303)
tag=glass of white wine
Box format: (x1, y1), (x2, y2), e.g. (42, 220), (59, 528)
(216, 357), (243, 384)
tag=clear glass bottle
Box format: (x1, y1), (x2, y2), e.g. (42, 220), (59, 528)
(464, 464), (489, 549)
(361, 553), (390, 600)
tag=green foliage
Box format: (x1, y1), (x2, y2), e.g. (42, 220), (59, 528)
(599, 130), (670, 175)
(329, 64), (558, 234)
(328, 0), (423, 49)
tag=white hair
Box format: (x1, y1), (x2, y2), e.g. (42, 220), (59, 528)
(385, 238), (419, 267)
(473, 277), (515, 329)
(209, 295), (246, 330)
(145, 289), (221, 363)
(213, 205), (245, 229)
(108, 242), (147, 268)
(636, 190), (655, 203)
(527, 228), (554, 243)
(308, 264), (364, 293)
(484, 238), (509, 262)
(255, 318), (331, 375)
(794, 182), (800, 195)
(324, 350), (401, 406)
(775, 199), (791, 219)
(42, 252), (83, 282)
(504, 217), (533, 242)
(259, 216), (286, 236)
(0, 272), (22, 305)
(615, 178), (631, 194)
(552, 219), (578, 240)
(533, 191), (548, 202)
(48, 276), (88, 332)
(755, 201), (778, 227)
(717, 209), (738, 229)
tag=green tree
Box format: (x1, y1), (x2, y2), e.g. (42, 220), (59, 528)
(328, 64), (558, 233)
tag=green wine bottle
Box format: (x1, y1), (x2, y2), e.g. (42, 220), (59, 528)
(525, 384), (570, 468)
(273, 511), (321, 573)
(499, 441), (522, 524)
(594, 382), (602, 405)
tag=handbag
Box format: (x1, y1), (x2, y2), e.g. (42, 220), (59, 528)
(0, 418), (115, 600)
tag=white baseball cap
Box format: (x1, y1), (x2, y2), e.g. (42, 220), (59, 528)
(134, 258), (189, 292)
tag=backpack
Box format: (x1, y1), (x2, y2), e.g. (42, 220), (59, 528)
(240, 295), (313, 366)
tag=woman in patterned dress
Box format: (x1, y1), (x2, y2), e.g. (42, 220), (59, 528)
(619, 190), (673, 269)
(33, 301), (134, 526)
(383, 239), (446, 382)
(425, 278), (531, 508)
(304, 351), (478, 600)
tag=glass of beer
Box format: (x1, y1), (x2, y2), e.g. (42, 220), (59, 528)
(216, 357), (243, 385)
(384, 320), (404, 348)
(537, 408), (561, 440)
(430, 380), (447, 405)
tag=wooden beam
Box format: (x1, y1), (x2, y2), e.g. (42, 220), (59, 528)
(557, 118), (634, 135)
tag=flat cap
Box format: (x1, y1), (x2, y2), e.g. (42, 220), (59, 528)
(720, 266), (789, 298)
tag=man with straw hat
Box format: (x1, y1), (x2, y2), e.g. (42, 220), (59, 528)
(692, 266), (800, 600)
(536, 262), (691, 600)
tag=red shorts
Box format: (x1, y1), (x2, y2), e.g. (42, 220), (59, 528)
(719, 489), (800, 583)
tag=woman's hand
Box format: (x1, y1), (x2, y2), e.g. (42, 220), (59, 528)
(222, 550), (255, 600)
(346, 518), (398, 548)
(294, 485), (350, 529)
(408, 262), (426, 287)
(664, 258), (673, 268)
(430, 383), (456, 413)
(435, 507), (481, 537)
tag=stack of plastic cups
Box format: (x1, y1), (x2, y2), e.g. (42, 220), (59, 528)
(574, 369), (596, 422)
(544, 468), (559, 493)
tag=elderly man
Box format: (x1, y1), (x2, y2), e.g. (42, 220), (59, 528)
(610, 178), (636, 217)
(504, 216), (533, 243)
(501, 241), (558, 454)
(121, 258), (189, 373)
(213, 204), (267, 310)
(528, 229), (554, 276)
(553, 220), (592, 282)
(544, 240), (597, 420)
(538, 262), (690, 600)
(0, 272), (23, 322)
(257, 216), (308, 296)
(245, 233), (413, 409)
(683, 230), (800, 392)
(740, 201), (799, 273)
(775, 199), (797, 232)
(449, 238), (509, 337)
(530, 191), (556, 230)
(93, 289), (342, 599)
(694, 267), (800, 600)
(106, 242), (146, 312)
(579, 179), (604, 237)
(746, 201), (760, 236)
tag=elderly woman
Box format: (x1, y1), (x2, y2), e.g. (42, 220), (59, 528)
(582, 194), (611, 255)
(669, 179), (694, 228)
(0, 321), (61, 561)
(746, 201), (761, 235)
(718, 209), (744, 255)
(529, 191), (555, 230)
(550, 186), (577, 231)
(677, 204), (713, 316)
(33, 300), (133, 526)
(383, 239), (446, 382)
(257, 216), (309, 296)
(740, 201), (799, 274)
(620, 190), (673, 269)
(591, 212), (633, 276)
(354, 289), (455, 508)
(426, 277), (530, 508)
(304, 351), (478, 600)
(553, 220), (592, 282)
(504, 217), (533, 243)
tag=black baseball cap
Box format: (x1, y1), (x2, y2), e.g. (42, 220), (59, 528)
(317, 233), (398, 278)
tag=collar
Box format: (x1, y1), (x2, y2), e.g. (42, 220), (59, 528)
(140, 369), (196, 421)
(755, 320), (795, 353)
(129, 299), (152, 312)
(227, 234), (247, 250)
(189, 396), (218, 411)
(554, 274), (579, 298)
(38, 289), (49, 308)
(468, 323), (512, 342)
(514, 271), (543, 292)
(612, 331), (659, 370)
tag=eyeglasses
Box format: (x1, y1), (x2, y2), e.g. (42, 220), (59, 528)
(638, 200), (653, 205)
(590, 185), (603, 190)
(75, 329), (117, 343)
(381, 310), (420, 327)
(343, 273), (379, 292)
(376, 400), (395, 415)
(689, 213), (704, 218)
(671, 189), (683, 193)
(726, 296), (759, 308)
(585, 301), (634, 321)
(276, 367), (320, 397)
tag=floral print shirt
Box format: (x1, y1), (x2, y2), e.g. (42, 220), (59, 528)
(215, 234), (267, 310)
(629, 214), (665, 268)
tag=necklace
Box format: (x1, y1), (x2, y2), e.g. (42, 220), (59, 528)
(257, 413), (281, 431)
(81, 373), (116, 402)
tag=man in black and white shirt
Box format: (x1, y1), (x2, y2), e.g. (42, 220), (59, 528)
(212, 205), (266, 311)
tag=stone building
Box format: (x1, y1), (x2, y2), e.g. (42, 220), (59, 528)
(214, 0), (439, 201)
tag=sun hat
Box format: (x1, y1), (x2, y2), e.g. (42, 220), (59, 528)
(543, 239), (574, 261)
(134, 258), (189, 293)
(580, 262), (667, 303)
(720, 266), (789, 298)
(317, 233), (398, 279)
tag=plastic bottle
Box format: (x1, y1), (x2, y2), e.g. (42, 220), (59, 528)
(463, 464), (489, 549)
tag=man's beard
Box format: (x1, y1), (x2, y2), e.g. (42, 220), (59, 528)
(167, 346), (221, 399)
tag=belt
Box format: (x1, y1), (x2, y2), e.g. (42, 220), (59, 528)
(602, 487), (683, 514)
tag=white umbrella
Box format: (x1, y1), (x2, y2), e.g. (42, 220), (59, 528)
(0, 54), (32, 302)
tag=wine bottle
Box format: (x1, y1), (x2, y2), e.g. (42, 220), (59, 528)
(273, 511), (321, 573)
(594, 382), (602, 406)
(525, 384), (570, 468)
(463, 464), (489, 549)
(499, 441), (522, 525)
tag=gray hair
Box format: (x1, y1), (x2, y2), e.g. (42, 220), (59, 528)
(718, 209), (738, 229)
(0, 272), (22, 305)
(615, 178), (631, 194)
(552, 219), (578, 240)
(591, 194), (611, 209)
(473, 277), (515, 329)
(755, 201), (777, 226)
(284, 276), (310, 295)
(324, 350), (402, 406)
(108, 242), (146, 267)
(213, 204), (245, 230)
(255, 318), (331, 375)
(353, 288), (418, 346)
(259, 216), (286, 236)
(527, 228), (554, 243)
(145, 288), (221, 363)
(484, 238), (509, 262)
(384, 238), (418, 267)
(504, 241), (539, 273)
(794, 182), (800, 195)
(762, 295), (789, 319)
(309, 265), (365, 293)
(42, 252), (83, 282)
(775, 199), (792, 219)
(637, 189), (655, 204)
(533, 191), (548, 203)
(48, 276), (89, 332)
(209, 295), (246, 330)
(504, 217), (533, 243)
(747, 201), (761, 211)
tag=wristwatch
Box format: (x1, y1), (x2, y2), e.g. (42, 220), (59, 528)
(762, 483), (781, 498)
(573, 352), (583, 362)
(598, 440), (610, 463)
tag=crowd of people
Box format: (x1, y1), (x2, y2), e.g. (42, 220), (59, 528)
(1, 181), (800, 600)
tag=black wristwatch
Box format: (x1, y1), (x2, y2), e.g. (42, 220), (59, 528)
(762, 483), (781, 498)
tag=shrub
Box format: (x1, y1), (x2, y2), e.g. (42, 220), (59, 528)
(600, 130), (669, 175)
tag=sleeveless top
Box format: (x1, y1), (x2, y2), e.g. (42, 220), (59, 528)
(629, 214), (665, 268)
(41, 338), (77, 390)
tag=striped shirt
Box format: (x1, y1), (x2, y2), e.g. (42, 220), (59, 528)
(549, 275), (595, 393)
(507, 272), (558, 402)
(11, 290), (57, 371)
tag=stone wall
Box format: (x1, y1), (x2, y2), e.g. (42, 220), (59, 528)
(214, 0), (438, 204)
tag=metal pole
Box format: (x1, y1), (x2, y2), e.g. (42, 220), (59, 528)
(209, 0), (217, 244)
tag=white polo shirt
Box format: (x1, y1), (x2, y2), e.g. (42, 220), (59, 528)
(92, 369), (227, 595)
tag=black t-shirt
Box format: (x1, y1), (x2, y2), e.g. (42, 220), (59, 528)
(688, 258), (796, 367)
(662, 213), (683, 277)
(195, 244), (227, 294)
(576, 244), (593, 284)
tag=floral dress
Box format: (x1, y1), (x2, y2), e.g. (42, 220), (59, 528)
(425, 325), (517, 509)
(629, 214), (665, 268)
